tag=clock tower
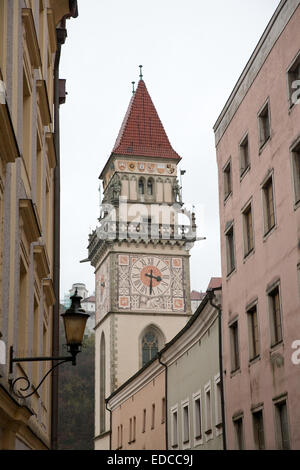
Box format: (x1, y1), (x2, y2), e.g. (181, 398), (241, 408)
(87, 73), (197, 450)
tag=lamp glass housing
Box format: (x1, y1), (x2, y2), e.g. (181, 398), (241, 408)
(61, 289), (90, 347)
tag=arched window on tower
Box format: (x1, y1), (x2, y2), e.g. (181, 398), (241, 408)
(140, 325), (165, 367)
(147, 178), (154, 196)
(100, 332), (106, 434)
(138, 178), (145, 195)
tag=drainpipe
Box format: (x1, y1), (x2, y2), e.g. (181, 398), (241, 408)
(51, 2), (78, 450)
(158, 354), (168, 450)
(105, 400), (112, 450)
(207, 288), (227, 450)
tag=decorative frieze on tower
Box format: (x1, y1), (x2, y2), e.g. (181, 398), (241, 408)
(87, 73), (197, 450)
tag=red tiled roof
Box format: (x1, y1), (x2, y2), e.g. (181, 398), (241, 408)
(207, 277), (222, 291)
(111, 80), (181, 160)
(190, 290), (205, 301)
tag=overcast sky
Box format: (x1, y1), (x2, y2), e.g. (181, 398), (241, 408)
(59, 0), (280, 300)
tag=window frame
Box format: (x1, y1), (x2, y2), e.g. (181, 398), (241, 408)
(151, 403), (155, 430)
(246, 301), (260, 361)
(214, 374), (223, 436)
(261, 172), (276, 237)
(273, 396), (290, 450)
(181, 398), (190, 449)
(170, 404), (179, 448)
(242, 200), (254, 258)
(223, 157), (233, 202)
(233, 414), (244, 450)
(252, 407), (265, 450)
(239, 132), (250, 178)
(225, 221), (236, 277)
(258, 99), (271, 152)
(290, 136), (300, 208)
(204, 381), (213, 441)
(229, 319), (240, 373)
(267, 282), (283, 347)
(192, 390), (203, 446)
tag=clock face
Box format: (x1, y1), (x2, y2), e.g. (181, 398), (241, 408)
(117, 254), (185, 312)
(130, 256), (171, 296)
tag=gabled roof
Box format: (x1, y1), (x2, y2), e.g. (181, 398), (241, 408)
(190, 290), (205, 301)
(111, 79), (181, 161)
(207, 277), (222, 290)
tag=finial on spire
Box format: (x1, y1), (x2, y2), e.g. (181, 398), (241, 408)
(132, 81), (135, 94)
(139, 65), (143, 80)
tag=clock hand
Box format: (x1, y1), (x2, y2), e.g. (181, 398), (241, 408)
(150, 269), (153, 295)
(145, 270), (162, 294)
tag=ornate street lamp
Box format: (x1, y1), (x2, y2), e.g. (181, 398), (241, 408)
(9, 289), (89, 399)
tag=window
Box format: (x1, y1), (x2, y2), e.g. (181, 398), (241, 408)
(247, 304), (260, 360)
(117, 425), (123, 449)
(223, 159), (232, 200)
(258, 101), (271, 148)
(230, 320), (240, 372)
(129, 418), (132, 444)
(268, 285), (283, 346)
(225, 224), (235, 276)
(171, 407), (178, 448)
(142, 409), (146, 433)
(262, 176), (275, 235)
(151, 404), (155, 430)
(214, 375), (222, 430)
(204, 383), (212, 436)
(287, 51), (300, 108)
(193, 394), (202, 440)
(138, 178), (145, 195)
(142, 331), (158, 366)
(242, 203), (254, 256)
(291, 139), (300, 205)
(240, 133), (250, 176)
(252, 409), (265, 450)
(233, 416), (244, 450)
(181, 401), (190, 445)
(133, 416), (136, 442)
(147, 178), (154, 196)
(274, 399), (290, 450)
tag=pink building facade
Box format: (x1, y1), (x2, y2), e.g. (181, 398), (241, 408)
(108, 361), (166, 451)
(214, 0), (300, 450)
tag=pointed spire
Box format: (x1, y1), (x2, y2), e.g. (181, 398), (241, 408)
(111, 79), (181, 160)
(139, 65), (143, 80)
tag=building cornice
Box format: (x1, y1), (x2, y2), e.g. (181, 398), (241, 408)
(107, 358), (164, 410)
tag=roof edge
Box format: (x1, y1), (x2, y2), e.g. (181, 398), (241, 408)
(213, 0), (300, 146)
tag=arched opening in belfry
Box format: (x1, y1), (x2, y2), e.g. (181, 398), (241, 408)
(140, 324), (165, 367)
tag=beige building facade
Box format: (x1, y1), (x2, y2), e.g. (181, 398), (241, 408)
(0, 0), (77, 450)
(164, 282), (223, 451)
(214, 0), (300, 450)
